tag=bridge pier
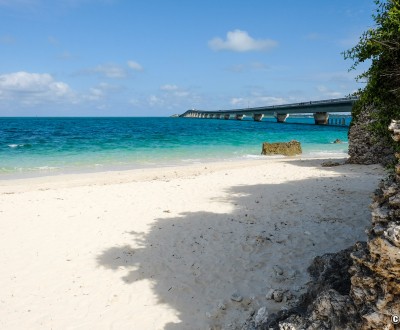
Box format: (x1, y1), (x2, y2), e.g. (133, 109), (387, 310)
(253, 114), (264, 122)
(276, 113), (289, 123)
(216, 114), (222, 119)
(224, 114), (230, 120)
(313, 112), (329, 125)
(235, 114), (245, 120)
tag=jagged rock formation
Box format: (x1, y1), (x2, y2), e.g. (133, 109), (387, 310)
(349, 119), (400, 329)
(248, 246), (362, 330)
(246, 120), (400, 330)
(261, 141), (302, 156)
(347, 106), (394, 166)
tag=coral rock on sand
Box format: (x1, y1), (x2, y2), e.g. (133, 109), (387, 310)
(261, 141), (302, 156)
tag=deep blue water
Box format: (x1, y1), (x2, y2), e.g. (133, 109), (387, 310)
(0, 117), (351, 176)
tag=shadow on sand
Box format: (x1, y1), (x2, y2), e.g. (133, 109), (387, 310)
(96, 159), (382, 329)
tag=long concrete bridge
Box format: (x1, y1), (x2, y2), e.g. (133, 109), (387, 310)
(180, 97), (357, 125)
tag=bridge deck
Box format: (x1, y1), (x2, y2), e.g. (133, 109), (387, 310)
(181, 97), (357, 117)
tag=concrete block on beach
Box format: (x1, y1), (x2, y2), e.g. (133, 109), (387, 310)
(261, 140), (302, 156)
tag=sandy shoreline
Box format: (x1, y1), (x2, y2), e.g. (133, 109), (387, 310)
(0, 157), (385, 329)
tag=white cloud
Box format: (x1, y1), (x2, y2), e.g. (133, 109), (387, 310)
(0, 72), (68, 94)
(0, 71), (74, 105)
(92, 64), (127, 78)
(209, 29), (277, 52)
(127, 60), (143, 71)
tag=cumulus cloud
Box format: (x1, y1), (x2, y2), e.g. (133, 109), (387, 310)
(0, 72), (69, 94)
(127, 60), (143, 71)
(0, 71), (73, 105)
(209, 29), (277, 52)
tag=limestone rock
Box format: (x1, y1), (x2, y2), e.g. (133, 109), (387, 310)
(347, 105), (395, 165)
(261, 140), (302, 156)
(347, 120), (400, 329)
(252, 246), (360, 329)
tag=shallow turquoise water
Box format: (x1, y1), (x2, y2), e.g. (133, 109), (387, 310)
(0, 117), (350, 176)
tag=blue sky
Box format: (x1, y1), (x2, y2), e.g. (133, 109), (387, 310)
(0, 0), (375, 116)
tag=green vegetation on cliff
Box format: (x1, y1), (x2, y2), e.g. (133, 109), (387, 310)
(344, 0), (400, 151)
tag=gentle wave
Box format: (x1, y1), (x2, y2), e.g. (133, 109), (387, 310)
(36, 166), (59, 171)
(242, 154), (285, 159)
(0, 117), (351, 176)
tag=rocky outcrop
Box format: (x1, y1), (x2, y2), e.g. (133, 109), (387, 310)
(347, 106), (394, 166)
(246, 120), (400, 330)
(349, 119), (400, 329)
(248, 246), (362, 330)
(261, 141), (302, 156)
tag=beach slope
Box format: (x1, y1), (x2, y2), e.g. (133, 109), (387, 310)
(0, 158), (384, 329)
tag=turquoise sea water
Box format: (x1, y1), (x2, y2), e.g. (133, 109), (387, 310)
(0, 117), (351, 177)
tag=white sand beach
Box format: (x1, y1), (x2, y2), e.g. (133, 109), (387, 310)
(0, 157), (384, 329)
